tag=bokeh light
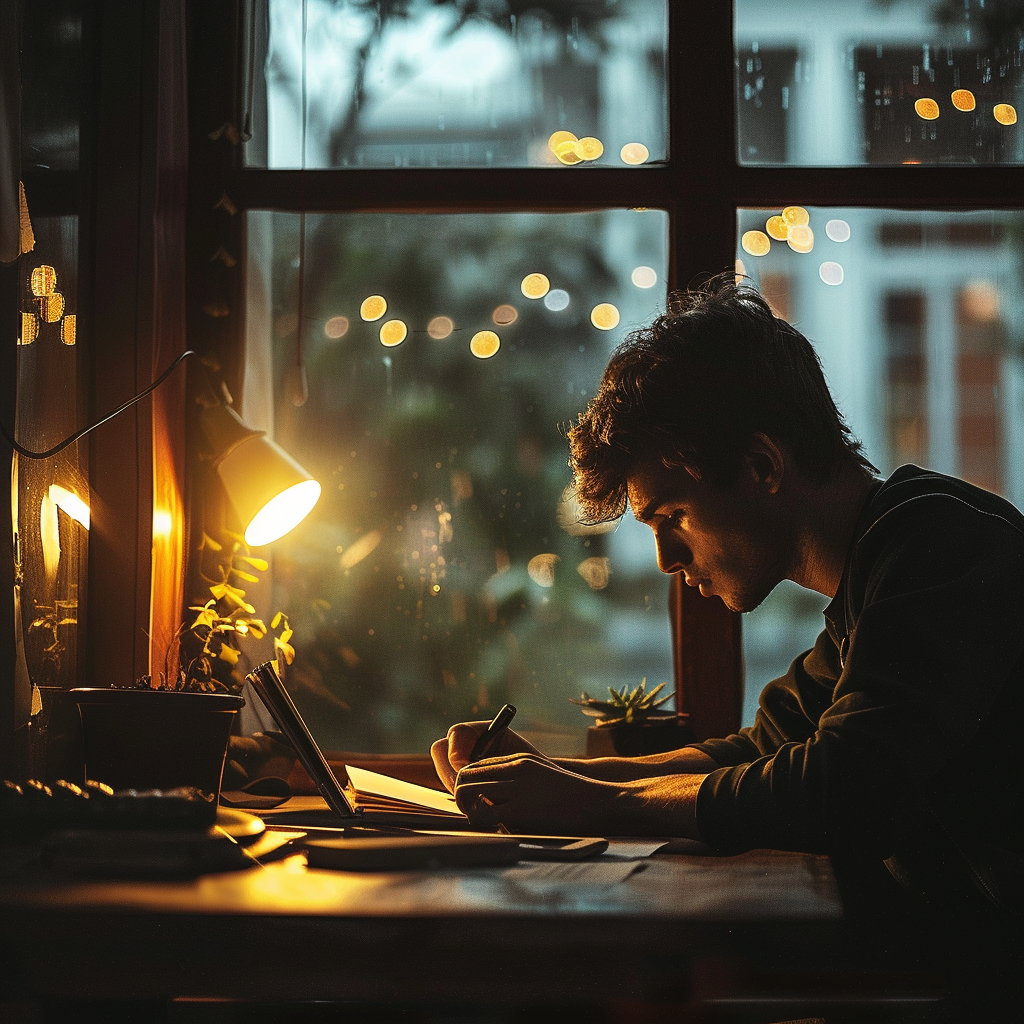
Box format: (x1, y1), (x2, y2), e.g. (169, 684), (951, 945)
(427, 315), (454, 339)
(631, 265), (658, 288)
(492, 304), (518, 326)
(741, 230), (771, 257)
(787, 224), (814, 253)
(527, 553), (559, 587)
(819, 261), (844, 286)
(360, 295), (387, 321)
(951, 89), (976, 112)
(590, 303), (620, 330)
(379, 319), (408, 347)
(578, 137), (604, 160)
(577, 556), (610, 590)
(324, 316), (350, 339)
(620, 142), (650, 165)
(544, 289), (570, 311)
(825, 219), (851, 242)
(470, 330), (500, 358)
(766, 215), (789, 240)
(548, 130), (577, 151)
(961, 280), (1000, 322)
(994, 103), (1018, 125)
(782, 206), (809, 226)
(521, 273), (550, 299)
(554, 140), (584, 164)
(914, 98), (940, 120)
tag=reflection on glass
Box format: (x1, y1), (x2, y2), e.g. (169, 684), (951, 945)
(736, 0), (1024, 165)
(251, 0), (667, 169)
(248, 209), (670, 753)
(737, 206), (1024, 724)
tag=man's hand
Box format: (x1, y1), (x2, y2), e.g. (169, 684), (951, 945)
(430, 722), (547, 793)
(454, 754), (709, 838)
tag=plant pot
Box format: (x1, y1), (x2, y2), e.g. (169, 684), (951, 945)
(586, 715), (695, 757)
(71, 688), (244, 799)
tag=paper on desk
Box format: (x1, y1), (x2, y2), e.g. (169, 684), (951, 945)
(344, 764), (462, 816)
(602, 839), (670, 860)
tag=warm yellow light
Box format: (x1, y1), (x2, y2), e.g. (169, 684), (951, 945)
(521, 273), (550, 299)
(360, 295), (387, 321)
(324, 316), (349, 338)
(766, 215), (789, 240)
(19, 312), (38, 346)
(527, 553), (559, 587)
(492, 304), (518, 326)
(547, 130), (577, 151)
(961, 280), (1000, 323)
(741, 230), (771, 257)
(951, 89), (976, 112)
(554, 140), (584, 164)
(994, 103), (1017, 125)
(41, 292), (64, 323)
(379, 319), (408, 347)
(49, 484), (90, 530)
(782, 206), (809, 227)
(427, 315), (454, 339)
(245, 480), (322, 547)
(470, 331), (500, 359)
(31, 265), (56, 296)
(631, 266), (658, 288)
(60, 314), (76, 345)
(914, 98), (940, 120)
(152, 508), (173, 538)
(787, 224), (814, 253)
(577, 556), (610, 590)
(578, 137), (604, 160)
(590, 302), (620, 330)
(620, 142), (650, 165)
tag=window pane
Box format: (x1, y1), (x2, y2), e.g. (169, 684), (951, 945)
(249, 0), (667, 169)
(245, 209), (671, 754)
(736, 0), (1024, 165)
(737, 206), (1024, 723)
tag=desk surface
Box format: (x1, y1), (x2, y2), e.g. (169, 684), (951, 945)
(0, 841), (869, 1008)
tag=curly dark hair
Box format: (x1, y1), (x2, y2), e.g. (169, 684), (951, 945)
(567, 274), (876, 523)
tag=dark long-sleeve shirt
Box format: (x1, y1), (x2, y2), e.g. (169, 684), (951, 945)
(693, 465), (1024, 914)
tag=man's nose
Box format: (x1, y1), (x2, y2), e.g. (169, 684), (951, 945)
(655, 533), (692, 575)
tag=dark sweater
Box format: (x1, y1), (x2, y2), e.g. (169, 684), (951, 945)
(693, 465), (1024, 915)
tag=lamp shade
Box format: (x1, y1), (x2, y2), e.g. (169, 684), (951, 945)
(200, 404), (321, 546)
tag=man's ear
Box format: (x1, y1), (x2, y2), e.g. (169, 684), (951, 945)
(743, 433), (785, 494)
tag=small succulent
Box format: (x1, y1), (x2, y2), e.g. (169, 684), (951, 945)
(569, 678), (673, 727)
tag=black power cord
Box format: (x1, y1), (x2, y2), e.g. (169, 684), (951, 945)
(0, 349), (197, 460)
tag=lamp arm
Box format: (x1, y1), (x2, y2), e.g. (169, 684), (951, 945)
(0, 349), (197, 460)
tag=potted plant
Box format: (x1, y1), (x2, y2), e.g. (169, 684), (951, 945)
(571, 679), (694, 757)
(71, 534), (294, 799)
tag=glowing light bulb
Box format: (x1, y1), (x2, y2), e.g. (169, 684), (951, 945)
(245, 480), (322, 547)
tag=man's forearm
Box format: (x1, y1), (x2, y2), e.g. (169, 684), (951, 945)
(555, 747), (719, 782)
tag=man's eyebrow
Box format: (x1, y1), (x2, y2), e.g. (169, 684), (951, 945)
(634, 499), (660, 523)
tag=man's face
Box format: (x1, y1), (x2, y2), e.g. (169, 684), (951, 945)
(627, 458), (790, 613)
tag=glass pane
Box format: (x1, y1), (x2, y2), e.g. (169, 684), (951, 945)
(249, 0), (667, 169)
(244, 209), (671, 754)
(17, 216), (85, 694)
(736, 0), (1024, 165)
(737, 206), (1024, 722)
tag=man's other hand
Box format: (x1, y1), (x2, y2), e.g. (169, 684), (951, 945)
(430, 722), (545, 793)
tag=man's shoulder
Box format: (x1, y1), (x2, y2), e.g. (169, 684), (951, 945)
(864, 465), (1024, 543)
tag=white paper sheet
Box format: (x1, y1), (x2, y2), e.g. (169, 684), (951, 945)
(345, 764), (462, 816)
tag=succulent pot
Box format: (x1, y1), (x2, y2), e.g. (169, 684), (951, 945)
(71, 688), (244, 798)
(586, 715), (695, 758)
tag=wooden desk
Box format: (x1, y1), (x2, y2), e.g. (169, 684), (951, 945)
(0, 842), (951, 1021)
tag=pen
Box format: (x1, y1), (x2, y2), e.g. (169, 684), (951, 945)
(468, 703), (517, 763)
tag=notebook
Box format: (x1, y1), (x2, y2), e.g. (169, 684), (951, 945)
(244, 661), (470, 828)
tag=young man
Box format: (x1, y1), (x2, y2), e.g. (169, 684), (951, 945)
(431, 276), (1024, 919)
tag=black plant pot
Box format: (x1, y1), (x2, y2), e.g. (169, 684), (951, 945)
(586, 715), (695, 757)
(71, 688), (244, 799)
